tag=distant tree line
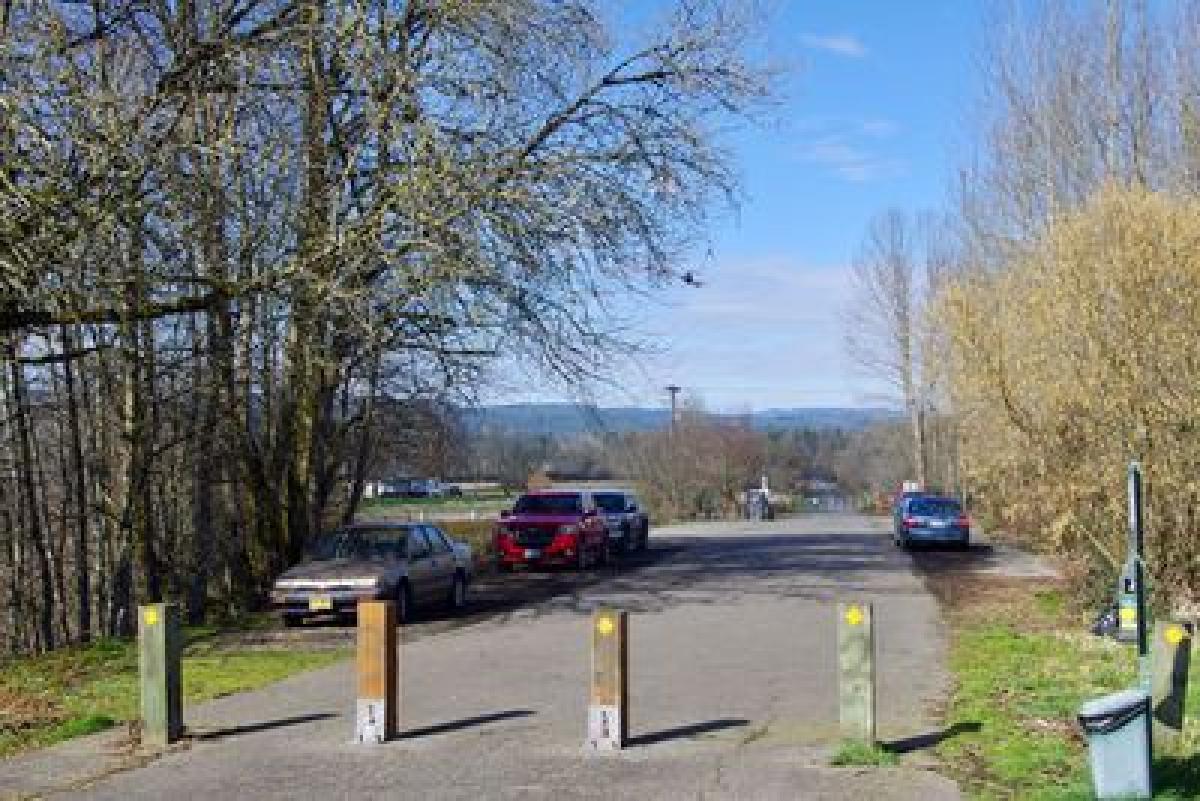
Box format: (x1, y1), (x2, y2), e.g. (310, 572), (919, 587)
(447, 398), (914, 523)
(0, 1), (773, 653)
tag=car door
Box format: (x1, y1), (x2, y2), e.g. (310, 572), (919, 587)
(422, 525), (456, 595)
(406, 526), (437, 605)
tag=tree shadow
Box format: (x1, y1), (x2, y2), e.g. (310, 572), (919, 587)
(882, 721), (983, 754)
(190, 712), (338, 741)
(627, 718), (751, 747)
(396, 709), (536, 740)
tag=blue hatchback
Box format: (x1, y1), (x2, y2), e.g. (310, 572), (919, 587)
(894, 495), (969, 549)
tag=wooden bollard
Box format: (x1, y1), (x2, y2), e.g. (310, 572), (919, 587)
(838, 601), (876, 743)
(139, 603), (182, 747)
(586, 607), (628, 751)
(1152, 620), (1194, 749)
(356, 600), (398, 744)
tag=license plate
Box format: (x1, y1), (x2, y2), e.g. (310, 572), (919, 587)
(930, 520), (949, 528)
(308, 595), (332, 612)
(524, 548), (541, 559)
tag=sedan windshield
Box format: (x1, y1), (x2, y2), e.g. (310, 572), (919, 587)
(908, 498), (962, 517)
(308, 529), (407, 560)
(514, 494), (583, 514)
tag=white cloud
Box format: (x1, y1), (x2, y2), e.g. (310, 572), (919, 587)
(798, 136), (903, 183)
(632, 257), (867, 409)
(801, 34), (868, 59)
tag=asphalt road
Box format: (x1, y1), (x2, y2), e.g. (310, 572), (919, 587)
(1, 514), (962, 801)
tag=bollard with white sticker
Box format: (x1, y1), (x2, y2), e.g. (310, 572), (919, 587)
(586, 607), (628, 751)
(838, 601), (876, 743)
(356, 600), (398, 744)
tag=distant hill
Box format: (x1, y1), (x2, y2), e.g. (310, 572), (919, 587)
(463, 403), (899, 435)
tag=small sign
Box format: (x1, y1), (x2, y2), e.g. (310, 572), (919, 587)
(143, 607), (159, 627)
(845, 606), (864, 627)
(596, 616), (615, 637)
(1120, 606), (1137, 623)
(1166, 625), (1188, 645)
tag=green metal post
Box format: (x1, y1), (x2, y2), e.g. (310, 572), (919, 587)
(1127, 462), (1150, 689)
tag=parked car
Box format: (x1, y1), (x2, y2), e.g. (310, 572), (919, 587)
(270, 523), (472, 626)
(493, 490), (610, 570)
(893, 495), (970, 549)
(593, 490), (650, 553)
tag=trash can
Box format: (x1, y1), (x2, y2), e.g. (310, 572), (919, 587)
(1077, 689), (1152, 799)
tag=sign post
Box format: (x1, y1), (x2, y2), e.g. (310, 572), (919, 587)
(355, 600), (398, 744)
(586, 607), (628, 751)
(1119, 463), (1151, 689)
(139, 603), (182, 747)
(838, 601), (876, 743)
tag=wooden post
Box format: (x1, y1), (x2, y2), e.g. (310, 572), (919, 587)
(355, 600), (398, 744)
(139, 603), (182, 747)
(586, 607), (628, 751)
(1151, 620), (1193, 750)
(838, 601), (876, 743)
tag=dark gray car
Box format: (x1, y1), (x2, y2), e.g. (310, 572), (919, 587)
(893, 495), (970, 549)
(270, 523), (473, 626)
(593, 490), (650, 554)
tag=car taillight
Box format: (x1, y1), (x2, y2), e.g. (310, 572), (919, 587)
(494, 528), (512, 544)
(956, 515), (971, 528)
(903, 516), (918, 528)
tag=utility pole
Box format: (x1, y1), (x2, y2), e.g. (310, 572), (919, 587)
(665, 385), (682, 519)
(666, 385), (681, 435)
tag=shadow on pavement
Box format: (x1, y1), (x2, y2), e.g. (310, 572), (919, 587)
(243, 525), (920, 647)
(397, 709), (536, 740)
(191, 712), (338, 741)
(882, 720), (982, 754)
(628, 717), (751, 746)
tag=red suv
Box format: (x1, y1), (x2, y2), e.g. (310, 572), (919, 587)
(494, 490), (611, 570)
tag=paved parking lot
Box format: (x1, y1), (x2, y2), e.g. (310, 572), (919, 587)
(0, 515), (962, 801)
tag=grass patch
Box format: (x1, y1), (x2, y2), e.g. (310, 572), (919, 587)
(928, 572), (1200, 800)
(831, 738), (899, 767)
(0, 633), (346, 757)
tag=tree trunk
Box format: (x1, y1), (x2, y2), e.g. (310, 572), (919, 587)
(61, 326), (91, 642)
(8, 339), (55, 651)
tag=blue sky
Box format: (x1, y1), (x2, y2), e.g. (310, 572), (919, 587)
(501, 1), (982, 412)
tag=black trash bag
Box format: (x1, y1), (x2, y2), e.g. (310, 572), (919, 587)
(1091, 604), (1119, 638)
